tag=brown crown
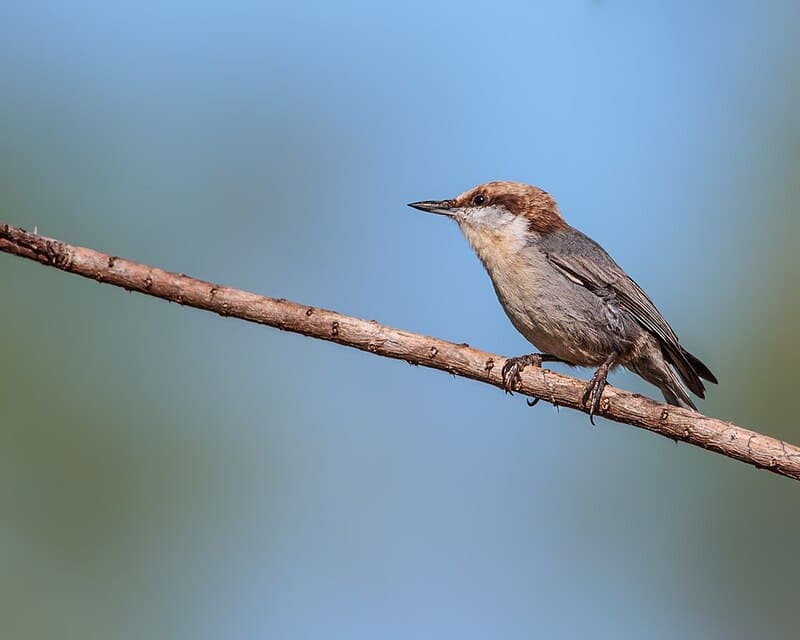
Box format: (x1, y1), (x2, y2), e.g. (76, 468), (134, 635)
(454, 181), (568, 234)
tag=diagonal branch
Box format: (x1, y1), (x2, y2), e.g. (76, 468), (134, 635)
(2, 221), (799, 481)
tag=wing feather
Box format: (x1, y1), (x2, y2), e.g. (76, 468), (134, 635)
(539, 230), (714, 395)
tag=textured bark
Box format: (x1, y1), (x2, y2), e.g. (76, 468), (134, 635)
(2, 222), (799, 481)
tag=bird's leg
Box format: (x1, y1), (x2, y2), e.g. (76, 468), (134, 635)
(501, 353), (564, 395)
(582, 350), (619, 425)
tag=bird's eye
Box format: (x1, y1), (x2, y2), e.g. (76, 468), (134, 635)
(472, 193), (487, 206)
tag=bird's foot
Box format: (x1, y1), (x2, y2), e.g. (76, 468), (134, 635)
(501, 353), (550, 395)
(581, 351), (619, 425)
(581, 371), (607, 425)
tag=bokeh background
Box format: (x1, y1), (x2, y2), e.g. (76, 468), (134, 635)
(1, 2), (799, 638)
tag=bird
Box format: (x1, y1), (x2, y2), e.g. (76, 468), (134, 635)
(408, 181), (717, 422)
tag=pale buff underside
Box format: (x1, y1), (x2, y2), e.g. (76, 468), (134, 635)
(456, 210), (665, 373)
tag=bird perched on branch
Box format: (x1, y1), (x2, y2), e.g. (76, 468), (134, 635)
(409, 181), (717, 422)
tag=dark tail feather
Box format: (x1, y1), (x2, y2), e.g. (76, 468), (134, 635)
(661, 387), (697, 411)
(663, 346), (706, 398)
(661, 344), (717, 400)
(658, 369), (697, 411)
(681, 348), (718, 384)
(633, 353), (698, 411)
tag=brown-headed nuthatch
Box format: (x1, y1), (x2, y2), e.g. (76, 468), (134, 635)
(409, 181), (717, 422)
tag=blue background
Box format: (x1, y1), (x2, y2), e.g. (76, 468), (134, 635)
(1, 2), (799, 638)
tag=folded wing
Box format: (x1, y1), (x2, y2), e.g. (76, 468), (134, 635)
(540, 230), (717, 397)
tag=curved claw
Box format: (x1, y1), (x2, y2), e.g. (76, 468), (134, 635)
(581, 351), (619, 425)
(526, 397), (540, 407)
(501, 360), (521, 395)
(581, 382), (595, 407)
(501, 353), (545, 395)
(582, 374), (606, 425)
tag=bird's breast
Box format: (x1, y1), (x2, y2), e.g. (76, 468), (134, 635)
(463, 231), (619, 365)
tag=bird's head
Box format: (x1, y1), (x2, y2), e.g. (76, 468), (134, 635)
(409, 181), (567, 246)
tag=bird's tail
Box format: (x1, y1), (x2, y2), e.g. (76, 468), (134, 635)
(657, 368), (698, 411)
(681, 348), (718, 384)
(633, 347), (714, 411)
(661, 345), (718, 402)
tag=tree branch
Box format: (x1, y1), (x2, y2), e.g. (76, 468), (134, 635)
(2, 222), (798, 481)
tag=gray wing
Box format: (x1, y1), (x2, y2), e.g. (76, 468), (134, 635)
(538, 229), (714, 395)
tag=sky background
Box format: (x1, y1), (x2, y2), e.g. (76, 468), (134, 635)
(1, 1), (800, 638)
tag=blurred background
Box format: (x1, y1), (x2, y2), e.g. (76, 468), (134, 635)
(1, 1), (799, 638)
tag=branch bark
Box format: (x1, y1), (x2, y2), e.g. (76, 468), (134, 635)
(2, 222), (798, 481)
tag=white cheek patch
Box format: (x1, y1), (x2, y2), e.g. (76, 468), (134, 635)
(458, 206), (530, 254)
(459, 205), (517, 228)
(503, 214), (531, 250)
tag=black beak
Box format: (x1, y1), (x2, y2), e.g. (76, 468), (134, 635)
(407, 199), (457, 217)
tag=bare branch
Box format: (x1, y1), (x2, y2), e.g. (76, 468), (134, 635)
(2, 222), (798, 481)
